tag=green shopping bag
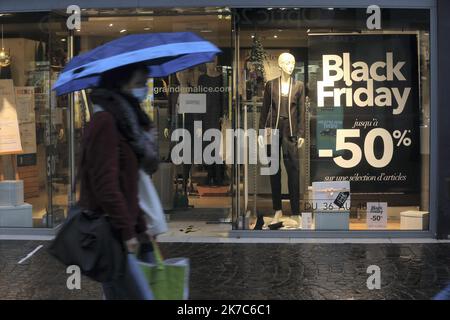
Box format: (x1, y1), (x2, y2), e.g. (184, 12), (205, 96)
(138, 240), (190, 300)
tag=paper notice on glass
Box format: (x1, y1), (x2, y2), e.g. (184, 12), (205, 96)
(178, 93), (206, 114)
(17, 122), (36, 154)
(0, 80), (22, 154)
(15, 87), (36, 154)
(15, 87), (35, 123)
(0, 120), (23, 154)
(366, 202), (388, 229)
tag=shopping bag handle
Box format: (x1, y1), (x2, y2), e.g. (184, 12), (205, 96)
(151, 239), (165, 269)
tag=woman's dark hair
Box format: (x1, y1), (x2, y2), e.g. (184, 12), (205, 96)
(98, 62), (149, 90)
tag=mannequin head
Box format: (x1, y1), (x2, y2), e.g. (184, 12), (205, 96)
(278, 52), (295, 75)
(176, 69), (191, 86)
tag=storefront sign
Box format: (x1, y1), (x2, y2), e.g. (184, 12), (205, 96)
(0, 80), (22, 155)
(366, 202), (388, 229)
(310, 34), (420, 195)
(317, 52), (410, 115)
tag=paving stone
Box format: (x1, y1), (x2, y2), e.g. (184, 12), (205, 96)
(0, 241), (449, 299)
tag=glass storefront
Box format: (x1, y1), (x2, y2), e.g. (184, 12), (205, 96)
(0, 12), (69, 228)
(0, 4), (435, 236)
(234, 8), (431, 233)
(70, 8), (233, 223)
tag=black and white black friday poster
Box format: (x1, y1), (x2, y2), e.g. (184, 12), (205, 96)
(309, 34), (420, 195)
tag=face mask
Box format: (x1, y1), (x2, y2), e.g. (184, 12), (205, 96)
(131, 87), (148, 102)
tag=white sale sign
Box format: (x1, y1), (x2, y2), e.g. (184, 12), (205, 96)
(178, 93), (206, 114)
(301, 212), (313, 230)
(366, 202), (388, 229)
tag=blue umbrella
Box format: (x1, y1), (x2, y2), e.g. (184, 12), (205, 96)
(53, 32), (220, 96)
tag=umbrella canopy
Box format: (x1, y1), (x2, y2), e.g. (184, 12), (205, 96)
(53, 32), (220, 96)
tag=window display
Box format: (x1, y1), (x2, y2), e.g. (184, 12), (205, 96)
(0, 13), (69, 228)
(235, 8), (431, 232)
(72, 10), (233, 223)
(0, 7), (434, 237)
(255, 52), (305, 229)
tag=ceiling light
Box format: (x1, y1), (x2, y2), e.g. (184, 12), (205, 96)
(0, 25), (10, 67)
(144, 27), (151, 31)
(109, 23), (113, 27)
(61, 38), (66, 42)
(137, 17), (154, 21)
(274, 35), (278, 39)
(137, 10), (154, 14)
(120, 29), (127, 33)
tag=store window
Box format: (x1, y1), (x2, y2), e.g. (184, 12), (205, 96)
(0, 6), (431, 235)
(235, 8), (431, 232)
(0, 12), (69, 228)
(70, 8), (233, 226)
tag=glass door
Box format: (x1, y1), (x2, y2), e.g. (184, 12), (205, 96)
(68, 7), (234, 229)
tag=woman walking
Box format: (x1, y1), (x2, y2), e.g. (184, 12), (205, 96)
(79, 62), (159, 299)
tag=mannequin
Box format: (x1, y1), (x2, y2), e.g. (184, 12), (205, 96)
(198, 56), (225, 185)
(258, 52), (305, 228)
(165, 70), (189, 138)
(164, 70), (202, 139)
(166, 69), (199, 193)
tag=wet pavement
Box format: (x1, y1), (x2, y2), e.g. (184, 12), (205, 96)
(0, 240), (449, 300)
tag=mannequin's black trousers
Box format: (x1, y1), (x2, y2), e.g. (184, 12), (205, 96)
(267, 117), (300, 215)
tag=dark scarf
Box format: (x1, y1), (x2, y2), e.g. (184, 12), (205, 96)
(90, 88), (159, 175)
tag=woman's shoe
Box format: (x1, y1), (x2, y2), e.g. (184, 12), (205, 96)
(268, 221), (283, 230)
(253, 213), (265, 230)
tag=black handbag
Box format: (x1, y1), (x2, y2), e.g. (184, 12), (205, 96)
(48, 206), (126, 282)
(48, 138), (126, 283)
